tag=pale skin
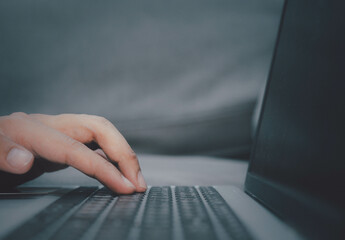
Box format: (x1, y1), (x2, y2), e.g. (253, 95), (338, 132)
(0, 112), (147, 194)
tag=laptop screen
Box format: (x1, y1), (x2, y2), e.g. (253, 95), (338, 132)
(245, 0), (345, 238)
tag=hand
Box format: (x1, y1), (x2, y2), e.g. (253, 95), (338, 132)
(0, 113), (147, 194)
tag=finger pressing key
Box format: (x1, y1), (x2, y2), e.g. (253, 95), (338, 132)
(30, 113), (147, 192)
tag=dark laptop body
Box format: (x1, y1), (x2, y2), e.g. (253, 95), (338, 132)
(0, 0), (344, 239)
(246, 0), (345, 238)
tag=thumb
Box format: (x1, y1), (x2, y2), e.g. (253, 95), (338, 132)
(0, 133), (34, 174)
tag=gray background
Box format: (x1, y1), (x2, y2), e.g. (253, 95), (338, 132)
(0, 0), (283, 157)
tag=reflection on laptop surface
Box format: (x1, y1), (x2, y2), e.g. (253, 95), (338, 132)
(0, 0), (344, 239)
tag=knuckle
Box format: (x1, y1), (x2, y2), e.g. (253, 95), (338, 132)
(0, 112), (30, 131)
(9, 112), (28, 119)
(87, 163), (97, 179)
(69, 138), (83, 152)
(62, 137), (83, 165)
(128, 150), (138, 163)
(62, 151), (75, 167)
(79, 113), (89, 119)
(95, 116), (112, 127)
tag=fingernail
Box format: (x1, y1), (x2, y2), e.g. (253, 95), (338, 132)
(7, 148), (33, 168)
(121, 175), (136, 189)
(137, 171), (147, 189)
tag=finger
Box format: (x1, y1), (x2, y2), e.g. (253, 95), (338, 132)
(94, 149), (108, 160)
(0, 133), (34, 174)
(30, 114), (147, 192)
(83, 115), (147, 191)
(0, 113), (136, 194)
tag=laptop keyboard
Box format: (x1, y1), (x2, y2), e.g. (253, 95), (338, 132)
(176, 187), (216, 240)
(3, 186), (252, 240)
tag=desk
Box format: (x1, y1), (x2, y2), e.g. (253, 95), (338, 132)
(23, 154), (248, 189)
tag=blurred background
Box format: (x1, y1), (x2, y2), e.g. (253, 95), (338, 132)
(0, 0), (283, 159)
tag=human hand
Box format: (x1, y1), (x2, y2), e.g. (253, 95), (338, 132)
(0, 113), (147, 194)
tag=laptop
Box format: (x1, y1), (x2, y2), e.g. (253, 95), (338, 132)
(1, 0), (344, 239)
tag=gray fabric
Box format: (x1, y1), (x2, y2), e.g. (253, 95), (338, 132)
(0, 0), (283, 156)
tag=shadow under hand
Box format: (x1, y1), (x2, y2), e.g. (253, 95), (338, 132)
(0, 158), (67, 191)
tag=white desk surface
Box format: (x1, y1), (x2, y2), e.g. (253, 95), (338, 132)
(24, 154), (249, 189)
